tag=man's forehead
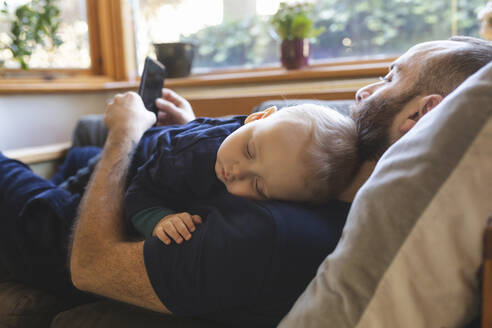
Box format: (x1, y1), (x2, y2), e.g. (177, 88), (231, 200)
(390, 40), (469, 74)
(399, 40), (469, 63)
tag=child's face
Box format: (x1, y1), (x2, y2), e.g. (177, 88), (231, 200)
(215, 110), (312, 201)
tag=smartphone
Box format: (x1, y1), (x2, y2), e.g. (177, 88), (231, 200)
(138, 57), (166, 115)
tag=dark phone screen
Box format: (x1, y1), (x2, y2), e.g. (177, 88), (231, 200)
(138, 57), (166, 114)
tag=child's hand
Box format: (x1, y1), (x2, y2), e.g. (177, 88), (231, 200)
(152, 212), (202, 245)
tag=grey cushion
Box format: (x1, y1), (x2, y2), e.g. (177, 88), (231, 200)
(72, 114), (107, 148)
(279, 62), (492, 327)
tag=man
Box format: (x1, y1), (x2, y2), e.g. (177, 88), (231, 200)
(1, 37), (491, 327)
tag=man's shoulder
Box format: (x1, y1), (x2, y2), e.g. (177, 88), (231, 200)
(263, 199), (350, 251)
(191, 195), (350, 250)
(143, 194), (351, 326)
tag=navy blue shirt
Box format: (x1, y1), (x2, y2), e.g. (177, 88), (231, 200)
(125, 117), (350, 327)
(144, 195), (349, 327)
(124, 116), (245, 232)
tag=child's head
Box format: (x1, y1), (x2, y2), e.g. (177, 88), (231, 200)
(215, 104), (358, 203)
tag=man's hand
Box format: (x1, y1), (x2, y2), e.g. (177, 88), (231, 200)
(153, 212), (203, 245)
(155, 88), (196, 126)
(105, 92), (156, 138)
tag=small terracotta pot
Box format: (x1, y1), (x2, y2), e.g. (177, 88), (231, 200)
(281, 39), (310, 69)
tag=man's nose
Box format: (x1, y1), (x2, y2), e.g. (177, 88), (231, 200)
(355, 82), (382, 103)
(355, 90), (370, 103)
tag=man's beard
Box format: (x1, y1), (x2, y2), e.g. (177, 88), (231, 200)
(350, 91), (419, 162)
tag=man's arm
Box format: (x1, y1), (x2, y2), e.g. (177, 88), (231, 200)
(69, 92), (170, 313)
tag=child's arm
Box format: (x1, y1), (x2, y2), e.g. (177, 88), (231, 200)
(152, 212), (203, 245)
(131, 207), (175, 238)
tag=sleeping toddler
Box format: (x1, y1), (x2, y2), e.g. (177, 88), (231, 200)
(124, 104), (358, 245)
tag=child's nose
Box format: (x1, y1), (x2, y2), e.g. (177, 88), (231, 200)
(232, 162), (247, 180)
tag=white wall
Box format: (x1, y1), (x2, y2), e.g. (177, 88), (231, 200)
(0, 92), (117, 150)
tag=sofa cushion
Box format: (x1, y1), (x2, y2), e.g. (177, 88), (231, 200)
(72, 114), (107, 148)
(51, 300), (220, 328)
(0, 281), (74, 328)
(279, 62), (492, 327)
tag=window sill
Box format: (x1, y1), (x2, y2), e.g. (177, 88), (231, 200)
(0, 75), (140, 94)
(4, 142), (71, 164)
(0, 59), (392, 94)
(168, 60), (392, 87)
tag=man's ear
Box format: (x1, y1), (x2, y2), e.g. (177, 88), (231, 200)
(244, 106), (277, 124)
(399, 94), (443, 135)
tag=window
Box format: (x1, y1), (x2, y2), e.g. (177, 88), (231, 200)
(0, 0), (91, 69)
(134, 0), (483, 73)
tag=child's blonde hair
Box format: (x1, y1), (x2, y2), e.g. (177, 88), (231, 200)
(280, 104), (358, 203)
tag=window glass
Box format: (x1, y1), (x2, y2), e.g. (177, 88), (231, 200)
(0, 0), (90, 69)
(134, 0), (484, 74)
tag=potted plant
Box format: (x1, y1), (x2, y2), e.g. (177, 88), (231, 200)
(0, 0), (62, 70)
(153, 42), (196, 78)
(270, 2), (324, 69)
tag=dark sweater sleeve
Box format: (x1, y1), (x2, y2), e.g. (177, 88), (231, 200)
(131, 207), (175, 238)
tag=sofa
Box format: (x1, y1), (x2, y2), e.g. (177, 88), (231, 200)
(1, 62), (491, 328)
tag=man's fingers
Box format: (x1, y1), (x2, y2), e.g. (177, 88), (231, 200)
(156, 110), (168, 122)
(192, 215), (202, 224)
(161, 88), (187, 107)
(155, 98), (180, 115)
(156, 226), (171, 245)
(163, 221), (183, 244)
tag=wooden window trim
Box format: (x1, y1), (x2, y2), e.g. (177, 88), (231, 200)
(0, 0), (394, 94)
(0, 59), (392, 94)
(0, 0), (137, 91)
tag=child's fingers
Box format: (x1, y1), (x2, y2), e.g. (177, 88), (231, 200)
(178, 213), (196, 232)
(192, 215), (202, 224)
(173, 216), (192, 241)
(155, 226), (171, 245)
(162, 220), (183, 244)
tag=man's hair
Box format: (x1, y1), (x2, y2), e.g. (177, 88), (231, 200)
(281, 104), (358, 203)
(416, 36), (492, 96)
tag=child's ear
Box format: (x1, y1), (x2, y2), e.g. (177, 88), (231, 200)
(245, 106), (277, 124)
(399, 94), (443, 135)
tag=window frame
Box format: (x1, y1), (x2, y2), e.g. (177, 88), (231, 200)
(0, 0), (138, 93)
(0, 0), (394, 94)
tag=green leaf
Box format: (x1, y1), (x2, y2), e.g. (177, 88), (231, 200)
(1, 0), (63, 69)
(269, 2), (324, 40)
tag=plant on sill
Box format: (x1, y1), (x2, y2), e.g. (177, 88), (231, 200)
(0, 0), (62, 70)
(270, 2), (325, 69)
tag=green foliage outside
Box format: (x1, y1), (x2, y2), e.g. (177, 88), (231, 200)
(0, 0), (62, 69)
(183, 0), (485, 70)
